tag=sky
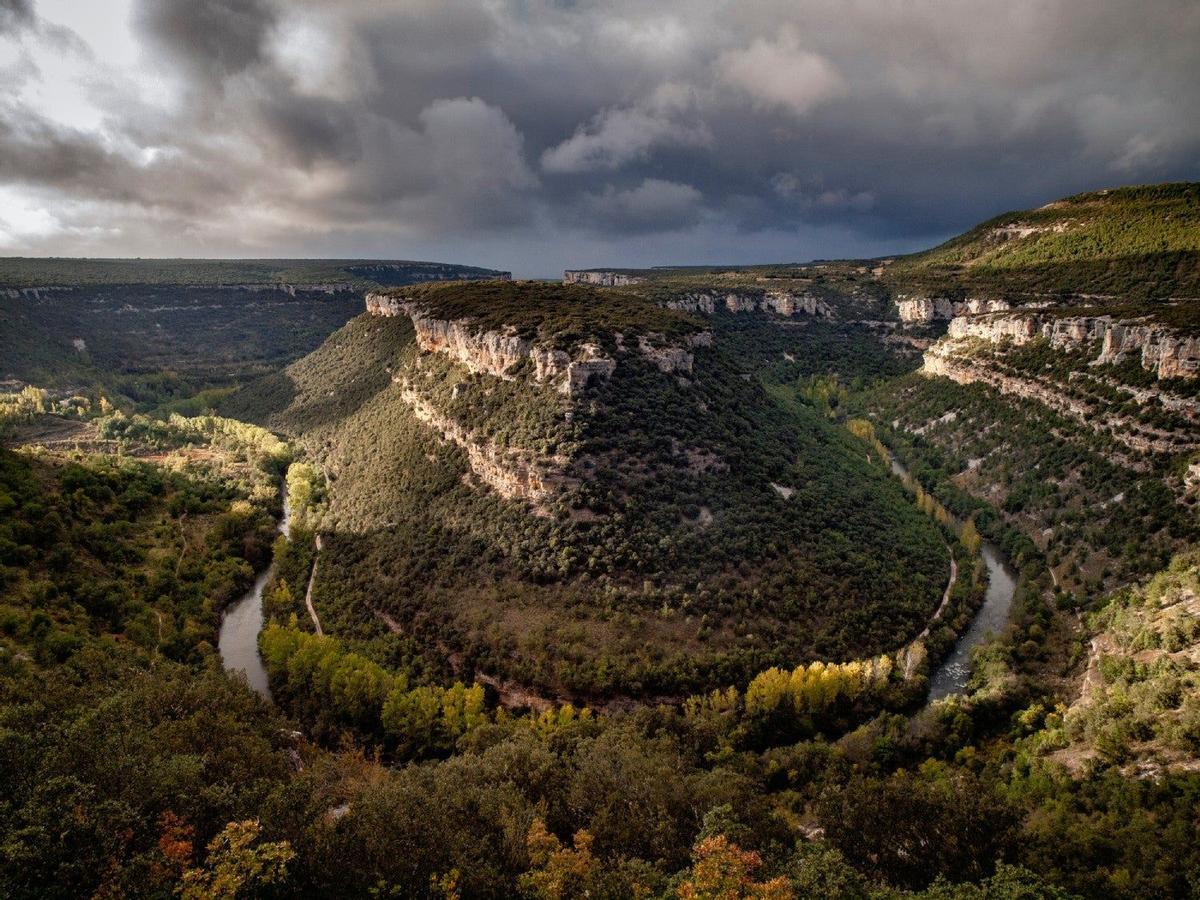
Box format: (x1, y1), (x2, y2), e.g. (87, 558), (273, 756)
(1, 0), (1198, 278)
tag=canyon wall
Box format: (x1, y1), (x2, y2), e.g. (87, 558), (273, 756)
(940, 312), (1200, 380)
(398, 386), (575, 511)
(922, 346), (1198, 454)
(896, 296), (1011, 324)
(662, 290), (833, 319)
(366, 293), (710, 394)
(563, 270), (645, 287)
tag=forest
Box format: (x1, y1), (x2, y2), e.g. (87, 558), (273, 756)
(223, 288), (952, 701)
(3, 185), (1200, 896)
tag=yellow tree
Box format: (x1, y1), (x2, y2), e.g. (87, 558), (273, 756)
(520, 820), (602, 900)
(961, 518), (982, 556)
(677, 835), (793, 900)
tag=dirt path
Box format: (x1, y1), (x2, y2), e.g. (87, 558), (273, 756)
(305, 534), (324, 636)
(918, 545), (959, 641)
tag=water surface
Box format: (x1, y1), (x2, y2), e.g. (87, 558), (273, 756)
(887, 455), (1018, 700)
(218, 482), (289, 699)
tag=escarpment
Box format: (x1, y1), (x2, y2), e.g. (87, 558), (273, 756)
(364, 283), (716, 509)
(922, 347), (1199, 454)
(366, 290), (710, 395)
(936, 310), (1200, 381)
(563, 270), (646, 287)
(920, 305), (1200, 454)
(896, 296), (1011, 324)
(396, 385), (576, 511)
(662, 289), (833, 319)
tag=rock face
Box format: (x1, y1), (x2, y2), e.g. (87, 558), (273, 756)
(922, 347), (1199, 454)
(368, 291), (719, 508)
(381, 297), (534, 378)
(366, 292), (709, 396)
(663, 290), (833, 319)
(940, 311), (1200, 380)
(896, 296), (1010, 324)
(398, 387), (575, 511)
(563, 270), (645, 287)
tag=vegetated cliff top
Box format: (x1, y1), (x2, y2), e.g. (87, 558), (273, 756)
(0, 257), (506, 289)
(377, 279), (705, 340)
(231, 301), (949, 699)
(888, 182), (1200, 299)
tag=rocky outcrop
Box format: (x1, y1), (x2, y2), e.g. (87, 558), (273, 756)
(399, 387), (576, 511)
(896, 296), (1011, 324)
(922, 346), (1200, 454)
(635, 331), (713, 375)
(761, 291), (832, 317)
(662, 290), (833, 319)
(563, 270), (645, 287)
(664, 294), (717, 315)
(940, 312), (1200, 381)
(367, 293), (708, 395)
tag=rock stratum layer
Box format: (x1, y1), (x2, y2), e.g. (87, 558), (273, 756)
(397, 386), (575, 512)
(940, 311), (1200, 380)
(366, 291), (710, 395)
(365, 290), (714, 509)
(920, 305), (1200, 454)
(562, 270), (645, 286)
(663, 290), (833, 318)
(896, 296), (1012, 324)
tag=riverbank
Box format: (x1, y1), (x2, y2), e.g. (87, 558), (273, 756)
(885, 453), (1019, 701)
(218, 480), (290, 699)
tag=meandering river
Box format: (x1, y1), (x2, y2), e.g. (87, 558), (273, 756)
(888, 457), (1018, 701)
(218, 481), (290, 699)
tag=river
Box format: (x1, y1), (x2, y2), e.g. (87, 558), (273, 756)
(887, 456), (1018, 701)
(218, 480), (290, 699)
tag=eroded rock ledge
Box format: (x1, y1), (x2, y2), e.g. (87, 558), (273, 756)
(922, 347), (1199, 455)
(663, 290), (833, 319)
(562, 270), (645, 287)
(942, 312), (1200, 380)
(897, 296), (1012, 324)
(366, 292), (710, 394)
(396, 385), (576, 512)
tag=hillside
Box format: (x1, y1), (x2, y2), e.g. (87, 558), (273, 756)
(855, 187), (1200, 600)
(229, 280), (950, 700)
(0, 257), (506, 289)
(888, 182), (1200, 300)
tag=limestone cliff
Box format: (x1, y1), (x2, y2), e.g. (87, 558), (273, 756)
(662, 290), (833, 319)
(940, 311), (1200, 381)
(366, 292), (709, 395)
(563, 270), (645, 286)
(397, 386), (575, 512)
(922, 347), (1197, 454)
(896, 296), (1011, 324)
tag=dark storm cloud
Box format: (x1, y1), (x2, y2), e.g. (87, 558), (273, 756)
(135, 0), (277, 83)
(2, 0), (1199, 271)
(0, 0), (32, 28)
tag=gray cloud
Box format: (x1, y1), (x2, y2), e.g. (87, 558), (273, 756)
(135, 0), (277, 84)
(0, 0), (32, 28)
(582, 178), (706, 233)
(0, 0), (1198, 274)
